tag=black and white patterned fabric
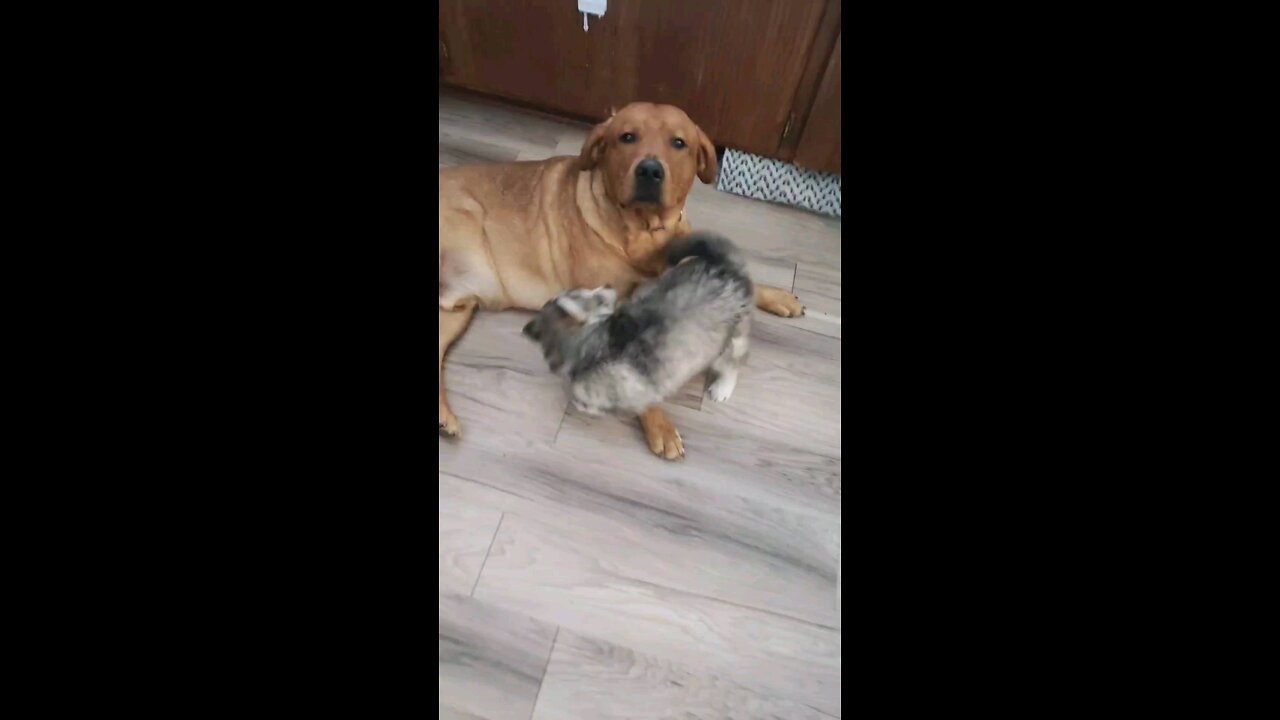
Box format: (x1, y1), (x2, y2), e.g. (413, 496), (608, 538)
(715, 148), (841, 218)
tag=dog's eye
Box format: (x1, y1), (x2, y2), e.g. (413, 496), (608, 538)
(619, 132), (637, 144)
(672, 138), (686, 150)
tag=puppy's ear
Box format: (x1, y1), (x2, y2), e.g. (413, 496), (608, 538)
(522, 319), (541, 340)
(694, 125), (718, 185)
(556, 295), (590, 322)
(606, 312), (639, 354)
(577, 117), (613, 171)
(594, 286), (618, 308)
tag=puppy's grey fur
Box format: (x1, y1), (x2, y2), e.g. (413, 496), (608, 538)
(522, 232), (754, 415)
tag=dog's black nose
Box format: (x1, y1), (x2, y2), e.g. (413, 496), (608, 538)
(635, 159), (664, 182)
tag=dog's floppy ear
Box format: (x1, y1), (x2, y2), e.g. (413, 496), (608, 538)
(577, 117), (613, 171)
(555, 295), (590, 322)
(695, 125), (718, 185)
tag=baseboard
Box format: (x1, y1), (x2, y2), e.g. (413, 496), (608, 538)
(716, 148), (841, 218)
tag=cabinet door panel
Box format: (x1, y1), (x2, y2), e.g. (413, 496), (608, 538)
(793, 35), (841, 175)
(441, 0), (827, 158)
(614, 0), (827, 156)
(440, 0), (597, 117)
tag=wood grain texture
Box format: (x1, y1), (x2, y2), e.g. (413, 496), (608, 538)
(685, 177), (842, 270)
(441, 310), (571, 449)
(534, 629), (838, 720)
(439, 494), (503, 596)
(438, 131), (520, 168)
(781, 262), (842, 339)
(476, 512), (842, 716)
(439, 592), (557, 720)
(778, 0), (842, 164)
(698, 319), (842, 453)
(795, 264), (841, 320)
(553, 405), (841, 527)
(439, 91), (842, 720)
(793, 34), (842, 174)
(440, 91), (585, 162)
(443, 427), (840, 590)
(441, 0), (603, 118)
(455, 439), (839, 627)
(611, 0), (827, 158)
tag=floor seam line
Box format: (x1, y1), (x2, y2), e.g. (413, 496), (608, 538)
(470, 512), (505, 597)
(757, 318), (840, 340)
(552, 406), (570, 444)
(528, 626), (561, 720)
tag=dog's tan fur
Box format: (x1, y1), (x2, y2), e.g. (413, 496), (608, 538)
(439, 102), (803, 458)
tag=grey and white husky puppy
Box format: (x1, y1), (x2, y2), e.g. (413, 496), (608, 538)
(522, 232), (754, 415)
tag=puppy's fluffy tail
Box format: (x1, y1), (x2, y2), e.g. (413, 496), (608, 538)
(664, 232), (746, 272)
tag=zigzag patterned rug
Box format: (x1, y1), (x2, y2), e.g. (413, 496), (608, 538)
(715, 148), (841, 218)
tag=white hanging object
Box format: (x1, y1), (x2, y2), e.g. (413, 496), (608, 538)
(578, 0), (606, 31)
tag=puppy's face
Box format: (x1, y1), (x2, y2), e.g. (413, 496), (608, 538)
(577, 103), (719, 211)
(522, 287), (618, 371)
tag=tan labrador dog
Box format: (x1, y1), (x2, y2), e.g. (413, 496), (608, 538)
(439, 102), (804, 459)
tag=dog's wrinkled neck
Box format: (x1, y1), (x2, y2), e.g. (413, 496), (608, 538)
(578, 167), (685, 276)
(627, 205), (683, 232)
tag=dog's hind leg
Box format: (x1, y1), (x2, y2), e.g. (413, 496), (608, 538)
(707, 315), (751, 403)
(439, 298), (476, 437)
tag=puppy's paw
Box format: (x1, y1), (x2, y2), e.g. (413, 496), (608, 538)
(707, 375), (737, 403)
(573, 400), (603, 416)
(439, 405), (461, 438)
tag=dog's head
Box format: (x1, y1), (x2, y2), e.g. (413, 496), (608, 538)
(522, 286), (618, 372)
(577, 103), (717, 212)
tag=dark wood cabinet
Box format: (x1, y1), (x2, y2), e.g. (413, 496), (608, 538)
(440, 0), (840, 173)
(440, 0), (602, 118)
(792, 34), (841, 174)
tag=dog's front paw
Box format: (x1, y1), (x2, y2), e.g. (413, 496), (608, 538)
(439, 404), (461, 438)
(765, 294), (805, 318)
(757, 286), (805, 318)
(707, 375), (737, 403)
(640, 408), (685, 461)
(647, 425), (685, 460)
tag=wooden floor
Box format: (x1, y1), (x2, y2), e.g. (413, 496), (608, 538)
(438, 89), (842, 719)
